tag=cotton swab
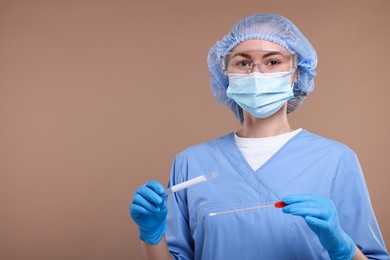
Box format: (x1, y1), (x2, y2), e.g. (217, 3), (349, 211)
(208, 201), (287, 217)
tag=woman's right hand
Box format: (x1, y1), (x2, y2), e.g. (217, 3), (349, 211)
(130, 180), (168, 245)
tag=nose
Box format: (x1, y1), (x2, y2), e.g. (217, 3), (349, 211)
(249, 62), (262, 73)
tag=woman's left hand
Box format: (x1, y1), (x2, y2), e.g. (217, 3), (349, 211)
(282, 194), (356, 260)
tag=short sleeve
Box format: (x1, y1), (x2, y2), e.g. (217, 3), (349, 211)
(165, 154), (194, 260)
(331, 149), (389, 259)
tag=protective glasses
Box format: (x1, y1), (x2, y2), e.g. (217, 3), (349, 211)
(223, 50), (297, 75)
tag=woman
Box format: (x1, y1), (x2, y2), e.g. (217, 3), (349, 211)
(130, 14), (389, 259)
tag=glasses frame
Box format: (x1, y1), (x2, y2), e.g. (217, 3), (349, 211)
(222, 49), (298, 76)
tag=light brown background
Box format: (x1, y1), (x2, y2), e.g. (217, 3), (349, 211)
(1, 1), (389, 259)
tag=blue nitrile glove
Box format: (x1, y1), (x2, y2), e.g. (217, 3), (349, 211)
(282, 194), (356, 260)
(130, 180), (168, 245)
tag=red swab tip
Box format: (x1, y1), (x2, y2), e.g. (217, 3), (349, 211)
(274, 201), (287, 208)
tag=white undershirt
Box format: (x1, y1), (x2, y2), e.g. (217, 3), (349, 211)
(234, 128), (302, 171)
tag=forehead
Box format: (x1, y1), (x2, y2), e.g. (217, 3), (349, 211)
(231, 39), (287, 52)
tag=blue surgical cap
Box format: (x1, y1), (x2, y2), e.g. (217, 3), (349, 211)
(207, 14), (318, 122)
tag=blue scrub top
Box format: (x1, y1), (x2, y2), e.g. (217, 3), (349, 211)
(165, 130), (389, 260)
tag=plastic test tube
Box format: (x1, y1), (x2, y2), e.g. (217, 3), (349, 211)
(164, 171), (219, 196)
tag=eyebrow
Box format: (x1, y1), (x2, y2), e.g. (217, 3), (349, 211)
(230, 52), (251, 60)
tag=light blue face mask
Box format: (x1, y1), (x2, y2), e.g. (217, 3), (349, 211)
(226, 72), (294, 119)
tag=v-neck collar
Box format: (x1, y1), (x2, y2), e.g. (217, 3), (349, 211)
(215, 129), (306, 200)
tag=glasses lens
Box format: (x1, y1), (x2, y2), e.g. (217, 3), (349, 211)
(224, 51), (296, 74)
